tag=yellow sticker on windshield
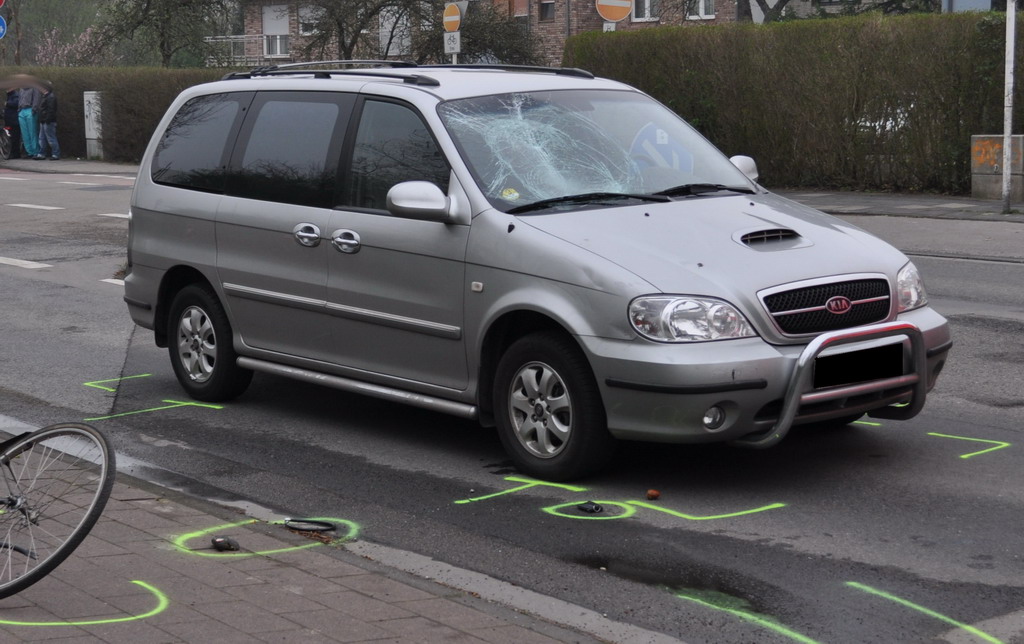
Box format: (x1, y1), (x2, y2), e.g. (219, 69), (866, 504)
(501, 188), (520, 201)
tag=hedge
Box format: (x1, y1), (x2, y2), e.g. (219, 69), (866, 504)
(1, 66), (226, 163)
(564, 13), (1019, 193)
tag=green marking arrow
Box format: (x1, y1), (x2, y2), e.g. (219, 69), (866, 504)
(82, 374), (152, 392)
(85, 399), (223, 422)
(927, 433), (1011, 459)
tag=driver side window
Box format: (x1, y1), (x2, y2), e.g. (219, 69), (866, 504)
(345, 99), (450, 211)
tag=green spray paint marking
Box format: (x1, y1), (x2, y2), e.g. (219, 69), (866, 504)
(927, 433), (1011, 459)
(0, 580), (168, 627)
(543, 501), (638, 520)
(674, 591), (822, 644)
(454, 476), (587, 504)
(171, 517), (360, 558)
(853, 419), (882, 427)
(845, 581), (1004, 644)
(82, 374), (152, 392)
(85, 399), (223, 422)
(543, 499), (786, 521)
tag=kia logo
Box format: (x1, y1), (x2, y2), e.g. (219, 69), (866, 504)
(825, 296), (852, 314)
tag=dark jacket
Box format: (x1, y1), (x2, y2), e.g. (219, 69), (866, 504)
(38, 91), (57, 124)
(3, 90), (17, 125)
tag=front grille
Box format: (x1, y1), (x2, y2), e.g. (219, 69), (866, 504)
(763, 278), (890, 335)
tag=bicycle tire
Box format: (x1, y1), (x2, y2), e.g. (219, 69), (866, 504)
(0, 130), (11, 161)
(0, 423), (115, 598)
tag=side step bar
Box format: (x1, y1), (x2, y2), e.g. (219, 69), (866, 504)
(236, 357), (479, 420)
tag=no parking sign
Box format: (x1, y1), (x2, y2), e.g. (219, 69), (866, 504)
(0, 16), (7, 40)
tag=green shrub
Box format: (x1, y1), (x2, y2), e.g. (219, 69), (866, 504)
(2, 66), (226, 162)
(565, 13), (1020, 193)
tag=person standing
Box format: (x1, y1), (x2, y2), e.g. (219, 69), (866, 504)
(4, 89), (22, 159)
(17, 81), (41, 159)
(35, 83), (59, 161)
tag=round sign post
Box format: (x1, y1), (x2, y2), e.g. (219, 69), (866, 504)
(595, 0), (632, 22)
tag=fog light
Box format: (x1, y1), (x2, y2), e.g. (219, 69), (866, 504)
(703, 406), (726, 430)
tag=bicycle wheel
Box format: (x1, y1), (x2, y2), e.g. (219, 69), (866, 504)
(0, 423), (115, 598)
(0, 129), (11, 161)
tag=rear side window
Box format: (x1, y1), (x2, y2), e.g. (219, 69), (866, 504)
(152, 93), (251, 193)
(228, 91), (355, 208)
(345, 99), (449, 211)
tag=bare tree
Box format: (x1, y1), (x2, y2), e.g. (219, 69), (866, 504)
(96, 0), (239, 67)
(295, 0), (538, 64)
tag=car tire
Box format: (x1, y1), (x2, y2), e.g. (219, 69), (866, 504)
(167, 284), (253, 402)
(493, 332), (616, 481)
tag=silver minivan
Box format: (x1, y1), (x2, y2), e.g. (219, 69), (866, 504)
(125, 63), (951, 480)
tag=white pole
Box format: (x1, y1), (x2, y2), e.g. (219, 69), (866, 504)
(1002, 0), (1016, 213)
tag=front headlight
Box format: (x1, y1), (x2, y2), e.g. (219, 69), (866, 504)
(629, 296), (756, 342)
(897, 262), (928, 312)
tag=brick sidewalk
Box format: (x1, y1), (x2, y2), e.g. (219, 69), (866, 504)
(0, 475), (615, 644)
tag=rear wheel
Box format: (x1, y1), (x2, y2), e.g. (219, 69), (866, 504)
(168, 284), (253, 402)
(0, 423), (114, 598)
(493, 332), (616, 481)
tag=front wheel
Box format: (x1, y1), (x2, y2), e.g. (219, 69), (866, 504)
(0, 423), (114, 598)
(167, 284), (253, 402)
(493, 332), (616, 481)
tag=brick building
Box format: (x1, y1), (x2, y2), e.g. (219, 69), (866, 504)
(210, 0), (741, 68)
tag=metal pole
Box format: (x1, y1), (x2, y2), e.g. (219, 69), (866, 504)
(1002, 0), (1016, 213)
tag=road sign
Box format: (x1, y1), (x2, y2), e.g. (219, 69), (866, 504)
(444, 30), (461, 55)
(443, 3), (462, 32)
(595, 0), (632, 22)
(0, 0), (6, 9)
(0, 16), (6, 40)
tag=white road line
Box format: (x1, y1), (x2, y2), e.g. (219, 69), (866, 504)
(60, 181), (102, 186)
(102, 278), (125, 286)
(0, 257), (52, 269)
(5, 203), (64, 210)
(97, 213), (130, 219)
(0, 177), (29, 181)
(73, 173), (135, 181)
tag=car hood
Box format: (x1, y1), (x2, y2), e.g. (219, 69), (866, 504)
(516, 192), (908, 297)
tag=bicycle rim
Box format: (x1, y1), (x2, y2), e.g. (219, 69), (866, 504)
(0, 423), (115, 598)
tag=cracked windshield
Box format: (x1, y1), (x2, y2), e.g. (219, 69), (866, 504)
(437, 89), (752, 212)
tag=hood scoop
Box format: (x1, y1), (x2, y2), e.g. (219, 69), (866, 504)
(736, 227), (809, 251)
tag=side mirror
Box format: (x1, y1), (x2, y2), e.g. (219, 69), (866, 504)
(729, 155), (759, 183)
(386, 181), (451, 222)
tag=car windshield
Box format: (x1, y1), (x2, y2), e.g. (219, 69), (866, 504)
(437, 89), (753, 213)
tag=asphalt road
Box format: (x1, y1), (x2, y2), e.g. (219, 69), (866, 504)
(1, 167), (1022, 643)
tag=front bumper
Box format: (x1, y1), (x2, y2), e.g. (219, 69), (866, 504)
(582, 306), (951, 444)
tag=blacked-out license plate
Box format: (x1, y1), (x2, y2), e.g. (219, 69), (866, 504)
(813, 342), (904, 389)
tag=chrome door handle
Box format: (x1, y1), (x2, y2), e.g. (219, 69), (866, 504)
(293, 223), (322, 247)
(331, 229), (361, 254)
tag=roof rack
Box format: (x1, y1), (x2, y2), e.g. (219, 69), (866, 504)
(221, 60), (439, 86)
(419, 64), (595, 79)
(220, 60), (595, 86)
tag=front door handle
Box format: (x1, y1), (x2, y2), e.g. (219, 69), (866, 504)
(293, 223), (322, 247)
(331, 229), (361, 254)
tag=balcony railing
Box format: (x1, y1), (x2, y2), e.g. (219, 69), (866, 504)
(203, 34), (292, 67)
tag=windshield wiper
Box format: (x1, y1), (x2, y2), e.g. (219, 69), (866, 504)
(506, 191), (670, 215)
(654, 183), (755, 197)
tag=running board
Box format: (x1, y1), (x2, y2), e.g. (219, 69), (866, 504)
(236, 357), (478, 420)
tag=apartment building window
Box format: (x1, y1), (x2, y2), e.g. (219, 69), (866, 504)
(633, 0), (660, 21)
(262, 4), (290, 57)
(539, 0), (555, 21)
(687, 0), (715, 19)
(298, 5), (323, 36)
